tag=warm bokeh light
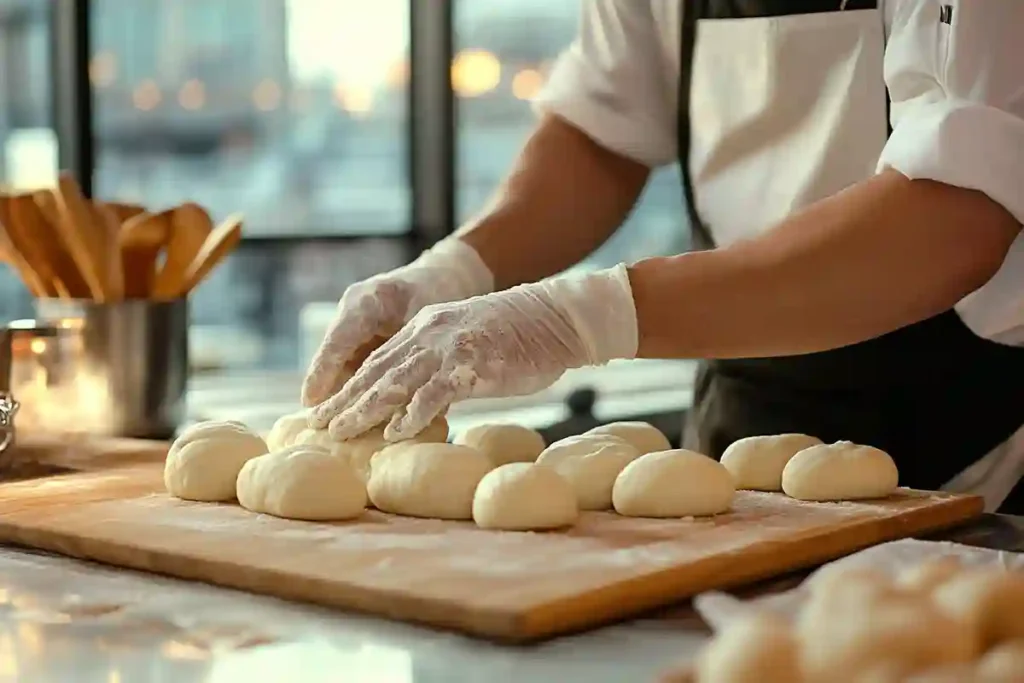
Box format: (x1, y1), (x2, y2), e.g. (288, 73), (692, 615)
(451, 48), (501, 98)
(511, 68), (544, 101)
(252, 79), (282, 111)
(333, 83), (374, 116)
(132, 80), (161, 111)
(385, 58), (410, 89)
(178, 79), (206, 110)
(89, 51), (118, 87)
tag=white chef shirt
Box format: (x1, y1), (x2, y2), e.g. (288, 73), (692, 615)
(534, 1), (1024, 510)
(534, 0), (1024, 344)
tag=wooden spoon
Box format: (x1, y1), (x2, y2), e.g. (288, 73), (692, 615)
(5, 193), (73, 298)
(179, 214), (243, 295)
(105, 201), (146, 224)
(92, 201), (125, 301)
(119, 210), (171, 299)
(52, 173), (108, 300)
(25, 191), (93, 298)
(151, 202), (212, 300)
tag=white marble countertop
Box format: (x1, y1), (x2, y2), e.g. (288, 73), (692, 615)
(0, 546), (706, 683)
(1, 514), (1021, 683)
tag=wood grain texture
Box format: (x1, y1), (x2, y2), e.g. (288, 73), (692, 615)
(0, 464), (982, 642)
(179, 214), (242, 295)
(52, 175), (107, 300)
(119, 210), (171, 299)
(151, 202), (212, 299)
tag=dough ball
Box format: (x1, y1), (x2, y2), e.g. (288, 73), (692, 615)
(781, 441), (899, 501)
(265, 409), (310, 452)
(585, 421), (671, 455)
(612, 449), (734, 518)
(720, 433), (823, 491)
(454, 423), (545, 466)
(805, 566), (898, 605)
(695, 612), (800, 683)
(932, 569), (1024, 650)
(236, 445), (366, 521)
(472, 462), (578, 530)
(294, 415), (448, 483)
(367, 442), (492, 520)
(536, 433), (632, 465)
(977, 640), (1024, 679)
(797, 587), (976, 681)
(536, 434), (640, 510)
(896, 557), (965, 595)
(164, 420), (268, 502)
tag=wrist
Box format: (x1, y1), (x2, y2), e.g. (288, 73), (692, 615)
(536, 264), (638, 365)
(409, 238), (495, 304)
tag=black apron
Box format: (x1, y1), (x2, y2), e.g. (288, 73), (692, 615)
(676, 0), (1024, 514)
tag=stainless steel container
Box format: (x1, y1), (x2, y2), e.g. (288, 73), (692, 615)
(24, 298), (189, 439)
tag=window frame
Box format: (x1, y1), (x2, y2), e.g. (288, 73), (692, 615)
(51, 0), (457, 249)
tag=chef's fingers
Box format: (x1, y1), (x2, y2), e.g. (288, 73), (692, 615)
(385, 366), (473, 440)
(325, 349), (439, 441)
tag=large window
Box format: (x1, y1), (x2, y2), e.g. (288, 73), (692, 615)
(453, 0), (688, 271)
(89, 0), (412, 371)
(0, 0), (56, 323)
(0, 1), (692, 430)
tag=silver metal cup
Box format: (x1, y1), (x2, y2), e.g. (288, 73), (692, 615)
(30, 298), (189, 439)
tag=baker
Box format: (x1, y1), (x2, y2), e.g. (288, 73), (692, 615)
(303, 1), (1024, 513)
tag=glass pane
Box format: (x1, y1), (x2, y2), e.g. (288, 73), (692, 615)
(90, 0), (411, 237)
(89, 0), (412, 372)
(0, 0), (56, 322)
(453, 0), (687, 270)
(188, 239), (408, 373)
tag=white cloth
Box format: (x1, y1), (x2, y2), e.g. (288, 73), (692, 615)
(534, 0), (1024, 510)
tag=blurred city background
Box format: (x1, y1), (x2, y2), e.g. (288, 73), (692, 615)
(0, 0), (687, 374)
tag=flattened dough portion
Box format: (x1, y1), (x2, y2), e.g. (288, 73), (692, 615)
(585, 421), (670, 455)
(236, 444), (366, 521)
(612, 449), (734, 517)
(720, 433), (822, 491)
(368, 442), (492, 520)
(781, 441), (899, 501)
(536, 434), (640, 510)
(454, 423), (545, 466)
(472, 462), (577, 530)
(294, 415), (448, 483)
(164, 420), (268, 502)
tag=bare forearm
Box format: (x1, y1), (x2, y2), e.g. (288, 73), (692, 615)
(457, 115), (649, 290)
(631, 170), (1021, 359)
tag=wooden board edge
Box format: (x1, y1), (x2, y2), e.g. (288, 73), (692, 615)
(513, 493), (984, 640)
(0, 491), (985, 643)
(0, 519), (525, 641)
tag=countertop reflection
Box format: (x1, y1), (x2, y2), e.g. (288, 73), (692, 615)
(0, 546), (703, 683)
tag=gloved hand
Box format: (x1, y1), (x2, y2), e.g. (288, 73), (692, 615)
(301, 239), (494, 407)
(309, 264), (639, 442)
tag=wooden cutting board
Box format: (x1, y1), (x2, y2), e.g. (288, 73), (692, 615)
(0, 464), (981, 642)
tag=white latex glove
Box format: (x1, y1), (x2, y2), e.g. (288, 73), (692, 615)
(309, 264), (639, 442)
(301, 239), (494, 407)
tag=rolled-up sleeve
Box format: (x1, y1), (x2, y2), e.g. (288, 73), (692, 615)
(532, 0), (677, 168)
(878, 1), (1024, 225)
(882, 2), (1024, 343)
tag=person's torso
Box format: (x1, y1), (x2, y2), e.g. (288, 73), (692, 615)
(656, 0), (1024, 510)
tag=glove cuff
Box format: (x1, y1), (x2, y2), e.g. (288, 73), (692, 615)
(542, 263), (639, 365)
(413, 238), (496, 302)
